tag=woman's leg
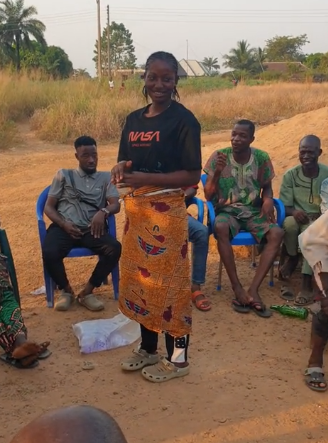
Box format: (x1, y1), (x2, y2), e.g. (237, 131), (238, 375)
(0, 253), (27, 354)
(0, 254), (49, 363)
(120, 324), (160, 371)
(165, 333), (189, 367)
(140, 324), (158, 354)
(0, 289), (27, 354)
(141, 333), (190, 382)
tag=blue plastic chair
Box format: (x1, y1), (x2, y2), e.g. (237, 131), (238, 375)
(186, 196), (204, 223)
(36, 186), (120, 308)
(201, 174), (285, 290)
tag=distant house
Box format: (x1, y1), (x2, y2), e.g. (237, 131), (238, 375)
(178, 59), (210, 77)
(113, 68), (144, 81)
(263, 62), (308, 73)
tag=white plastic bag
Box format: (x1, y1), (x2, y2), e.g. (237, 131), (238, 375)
(72, 313), (140, 354)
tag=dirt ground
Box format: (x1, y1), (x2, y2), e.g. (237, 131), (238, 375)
(1, 109), (328, 443)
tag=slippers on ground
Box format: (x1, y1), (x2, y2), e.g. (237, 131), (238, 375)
(295, 290), (314, 306)
(280, 285), (295, 301)
(304, 367), (328, 392)
(192, 291), (211, 312)
(38, 349), (52, 360)
(38, 341), (51, 360)
(249, 300), (272, 318)
(232, 298), (251, 314)
(78, 294), (104, 311)
(0, 353), (39, 369)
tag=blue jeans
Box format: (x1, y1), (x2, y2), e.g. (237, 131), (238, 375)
(188, 216), (209, 285)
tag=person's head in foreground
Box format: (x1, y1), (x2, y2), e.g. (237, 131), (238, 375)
(231, 119), (255, 155)
(143, 50), (180, 107)
(299, 134), (322, 171)
(74, 135), (98, 175)
(10, 405), (128, 443)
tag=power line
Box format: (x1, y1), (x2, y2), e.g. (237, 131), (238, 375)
(37, 7), (328, 18)
(35, 7), (328, 22)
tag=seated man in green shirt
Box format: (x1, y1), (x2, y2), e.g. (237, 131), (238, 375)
(279, 135), (328, 305)
(204, 119), (284, 318)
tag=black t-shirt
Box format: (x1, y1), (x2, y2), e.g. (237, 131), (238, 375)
(117, 101), (202, 173)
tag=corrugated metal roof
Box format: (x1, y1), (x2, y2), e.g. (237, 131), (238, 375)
(179, 59), (209, 76)
(263, 62), (307, 73)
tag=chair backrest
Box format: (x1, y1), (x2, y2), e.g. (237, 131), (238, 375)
(36, 186), (51, 221)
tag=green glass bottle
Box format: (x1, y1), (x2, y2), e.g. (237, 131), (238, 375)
(270, 304), (309, 320)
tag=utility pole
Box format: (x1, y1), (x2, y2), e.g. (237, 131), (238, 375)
(107, 5), (111, 79)
(186, 39), (189, 76)
(96, 0), (102, 78)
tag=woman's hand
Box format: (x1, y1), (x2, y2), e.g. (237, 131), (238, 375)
(111, 160), (132, 184)
(118, 172), (150, 189)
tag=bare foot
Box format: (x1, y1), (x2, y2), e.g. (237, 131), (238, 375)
(12, 341), (40, 359)
(279, 256), (298, 280)
(247, 288), (267, 311)
(78, 282), (94, 299)
(233, 284), (250, 305)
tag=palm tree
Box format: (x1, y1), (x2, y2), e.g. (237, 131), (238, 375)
(253, 47), (266, 72)
(0, 0), (46, 71)
(223, 40), (258, 73)
(202, 56), (220, 73)
(73, 68), (91, 78)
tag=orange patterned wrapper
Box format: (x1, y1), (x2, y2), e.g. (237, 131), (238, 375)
(118, 188), (192, 337)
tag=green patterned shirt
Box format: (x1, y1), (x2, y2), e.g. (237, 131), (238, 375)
(279, 164), (328, 215)
(203, 147), (275, 212)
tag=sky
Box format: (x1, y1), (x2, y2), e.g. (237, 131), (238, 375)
(25, 0), (328, 76)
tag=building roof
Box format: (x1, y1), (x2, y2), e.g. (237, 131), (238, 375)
(178, 59), (210, 76)
(263, 62), (308, 73)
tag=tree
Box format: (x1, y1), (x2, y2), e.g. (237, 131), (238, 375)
(42, 46), (73, 78)
(254, 47), (266, 72)
(0, 0), (46, 71)
(202, 56), (220, 73)
(19, 41), (73, 78)
(304, 53), (328, 72)
(73, 68), (91, 79)
(223, 40), (259, 74)
(93, 21), (137, 74)
(264, 34), (309, 62)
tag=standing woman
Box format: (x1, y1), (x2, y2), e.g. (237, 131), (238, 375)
(111, 51), (202, 383)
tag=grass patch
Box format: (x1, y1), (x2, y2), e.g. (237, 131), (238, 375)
(0, 71), (327, 147)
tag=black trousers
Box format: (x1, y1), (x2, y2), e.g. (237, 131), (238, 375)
(42, 224), (121, 290)
(140, 324), (190, 363)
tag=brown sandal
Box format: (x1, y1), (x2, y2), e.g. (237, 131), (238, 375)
(191, 291), (211, 311)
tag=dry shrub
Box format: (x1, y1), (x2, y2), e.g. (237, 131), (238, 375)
(31, 82), (328, 142)
(1, 70), (328, 146)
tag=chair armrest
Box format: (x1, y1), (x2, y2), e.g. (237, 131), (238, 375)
(273, 198), (285, 227)
(205, 201), (216, 236)
(38, 219), (47, 245)
(186, 197), (204, 223)
(36, 206), (44, 222)
(107, 214), (117, 238)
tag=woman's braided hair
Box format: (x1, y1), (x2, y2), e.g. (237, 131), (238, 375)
(142, 51), (180, 102)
